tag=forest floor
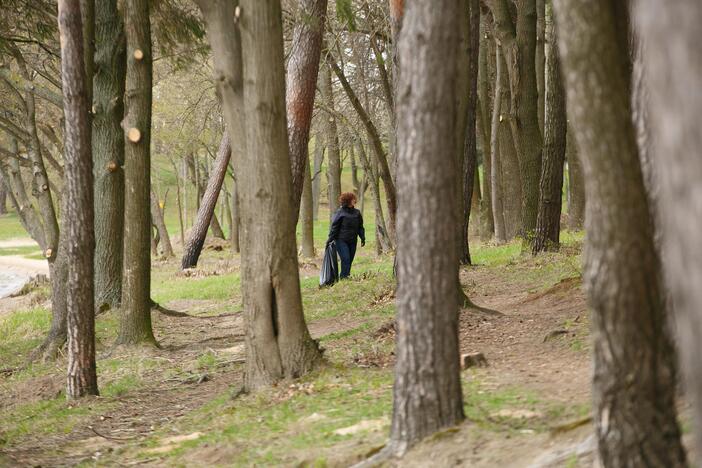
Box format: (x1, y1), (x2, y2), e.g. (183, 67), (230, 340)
(0, 231), (602, 467)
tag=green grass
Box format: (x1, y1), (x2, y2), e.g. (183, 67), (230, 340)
(151, 271), (241, 304)
(0, 307), (51, 368)
(0, 213), (29, 241)
(132, 365), (393, 466)
(0, 244), (43, 259)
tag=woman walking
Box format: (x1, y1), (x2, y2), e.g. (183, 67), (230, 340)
(327, 192), (365, 279)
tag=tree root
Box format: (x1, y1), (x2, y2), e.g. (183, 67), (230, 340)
(149, 299), (239, 319)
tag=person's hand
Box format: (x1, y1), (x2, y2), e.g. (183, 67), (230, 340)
(361, 240), (366, 247)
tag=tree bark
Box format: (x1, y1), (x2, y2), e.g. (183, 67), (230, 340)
(238, 0), (321, 390)
(230, 173), (240, 253)
(486, 0), (543, 240)
(357, 137), (392, 253)
(150, 189), (173, 258)
(387, 0), (464, 456)
(181, 134), (231, 269)
(532, 10), (566, 254)
(320, 63), (341, 221)
(0, 176), (7, 215)
(117, 0), (156, 346)
(536, 0), (545, 133)
(636, 0), (702, 459)
(311, 134), (324, 221)
(92, 0), (126, 310)
(199, 0), (321, 391)
(477, 11), (494, 240)
(58, 0), (99, 398)
(300, 157), (315, 258)
(554, 1), (687, 465)
(461, 0), (480, 265)
(565, 125), (584, 230)
(498, 46), (522, 240)
(285, 0), (327, 219)
(490, 45), (507, 243)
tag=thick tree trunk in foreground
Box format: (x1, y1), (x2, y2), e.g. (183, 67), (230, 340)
(117, 0), (156, 346)
(58, 0), (99, 398)
(554, 1), (687, 465)
(93, 0), (126, 310)
(300, 158), (315, 258)
(320, 64), (341, 221)
(238, 0), (321, 390)
(285, 0), (327, 218)
(200, 0), (321, 391)
(181, 135), (231, 269)
(636, 0), (702, 458)
(532, 14), (566, 254)
(565, 125), (585, 230)
(387, 0), (464, 456)
(150, 189), (173, 258)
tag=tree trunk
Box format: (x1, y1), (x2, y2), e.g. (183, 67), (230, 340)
(477, 12), (494, 240)
(487, 0), (543, 241)
(238, 0), (321, 390)
(565, 125), (584, 230)
(311, 134), (324, 220)
(58, 0), (99, 398)
(554, 1), (687, 465)
(285, 0), (327, 218)
(0, 176), (7, 215)
(300, 157), (315, 258)
(230, 174), (240, 253)
(532, 10), (566, 254)
(150, 189), (173, 258)
(461, 0), (480, 265)
(636, 0), (702, 459)
(93, 0), (126, 310)
(490, 45), (508, 243)
(181, 135), (231, 269)
(320, 63), (341, 221)
(209, 212), (225, 239)
(117, 0), (156, 346)
(199, 0), (321, 391)
(499, 122), (522, 238)
(536, 0), (545, 133)
(357, 138), (392, 253)
(387, 0), (464, 456)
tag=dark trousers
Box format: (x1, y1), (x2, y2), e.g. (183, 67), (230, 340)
(336, 239), (357, 279)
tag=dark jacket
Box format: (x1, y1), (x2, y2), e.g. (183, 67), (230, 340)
(328, 206), (365, 244)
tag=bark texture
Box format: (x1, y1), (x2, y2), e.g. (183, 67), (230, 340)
(117, 0), (156, 346)
(58, 0), (99, 398)
(388, 0), (464, 456)
(209, 0), (322, 391)
(636, 0), (702, 459)
(93, 0), (126, 310)
(554, 1), (687, 466)
(532, 13), (565, 254)
(300, 157), (315, 258)
(565, 125), (584, 230)
(181, 135), (231, 269)
(285, 0), (327, 217)
(489, 45), (507, 243)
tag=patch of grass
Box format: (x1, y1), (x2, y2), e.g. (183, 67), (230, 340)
(151, 271), (241, 304)
(132, 365), (393, 466)
(0, 212), (29, 241)
(0, 394), (96, 448)
(0, 244), (42, 259)
(0, 307), (51, 367)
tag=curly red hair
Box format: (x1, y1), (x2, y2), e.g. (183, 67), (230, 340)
(339, 192), (357, 207)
